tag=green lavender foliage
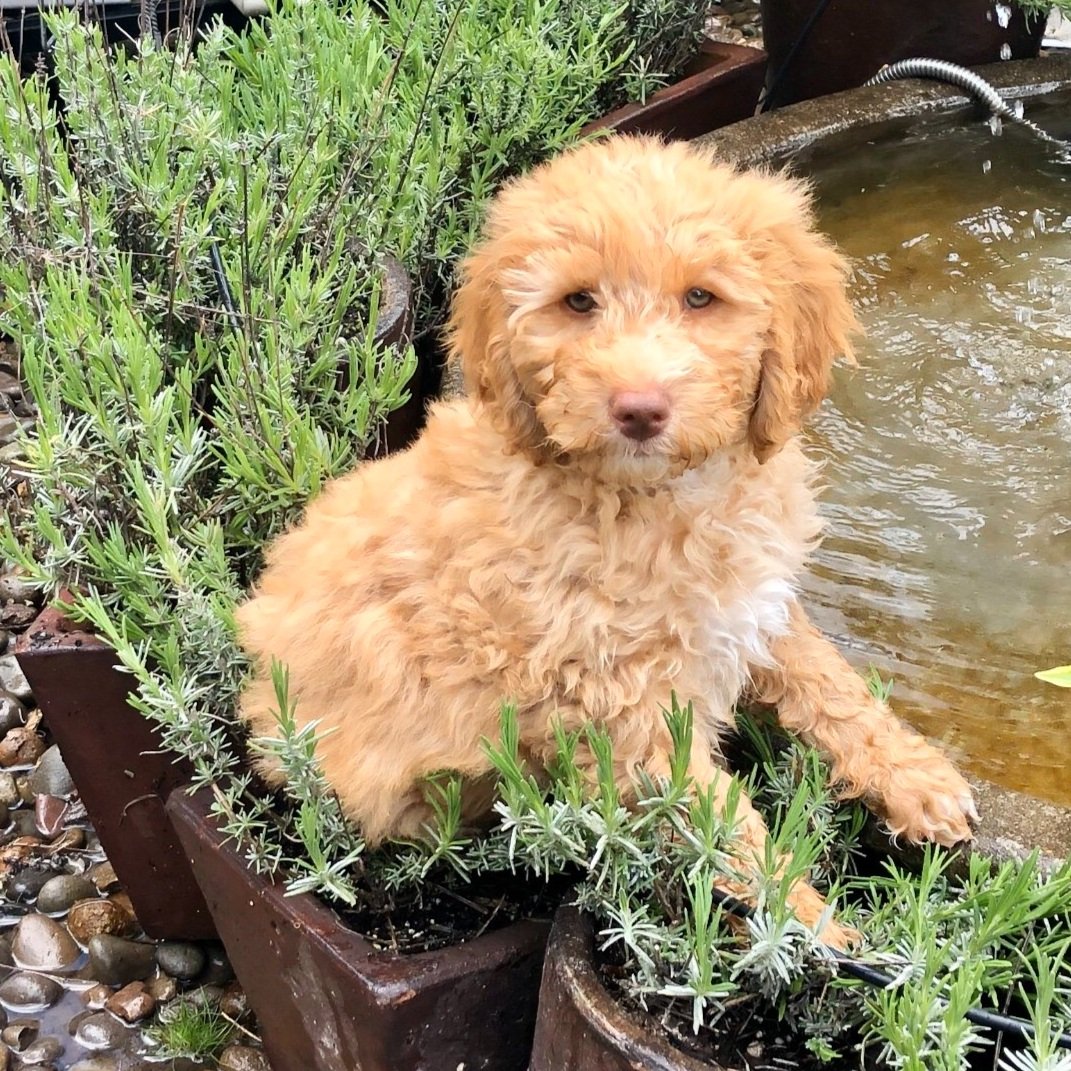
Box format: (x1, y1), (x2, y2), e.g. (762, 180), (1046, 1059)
(0, 0), (711, 898)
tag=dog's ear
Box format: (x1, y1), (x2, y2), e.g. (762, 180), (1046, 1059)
(447, 246), (546, 456)
(748, 191), (858, 464)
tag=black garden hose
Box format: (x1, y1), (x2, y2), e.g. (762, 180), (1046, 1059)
(710, 886), (1071, 1052)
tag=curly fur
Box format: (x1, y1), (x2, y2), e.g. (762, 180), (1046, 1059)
(237, 137), (977, 945)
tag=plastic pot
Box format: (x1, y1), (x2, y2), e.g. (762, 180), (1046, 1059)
(168, 788), (551, 1071)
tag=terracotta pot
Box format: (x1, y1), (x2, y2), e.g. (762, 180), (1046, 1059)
(581, 41), (767, 141)
(167, 788), (550, 1071)
(529, 906), (734, 1071)
(760, 0), (1048, 109)
(13, 257), (417, 939)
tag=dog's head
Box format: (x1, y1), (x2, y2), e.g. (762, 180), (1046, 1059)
(448, 136), (857, 483)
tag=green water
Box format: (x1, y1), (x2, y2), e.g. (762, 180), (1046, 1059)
(801, 97), (1071, 805)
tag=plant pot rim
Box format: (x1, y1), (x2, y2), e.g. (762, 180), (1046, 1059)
(581, 40), (767, 140)
(541, 905), (728, 1071)
(168, 786), (550, 983)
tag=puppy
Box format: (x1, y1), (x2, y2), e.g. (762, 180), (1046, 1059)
(237, 136), (977, 945)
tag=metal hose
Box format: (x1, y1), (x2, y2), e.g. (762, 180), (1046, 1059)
(865, 57), (1070, 147)
(866, 57), (1017, 117)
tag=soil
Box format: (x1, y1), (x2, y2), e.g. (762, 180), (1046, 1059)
(343, 868), (575, 954)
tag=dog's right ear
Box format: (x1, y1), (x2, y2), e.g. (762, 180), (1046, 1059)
(447, 247), (547, 457)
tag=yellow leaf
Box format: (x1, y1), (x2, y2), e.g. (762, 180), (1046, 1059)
(1035, 666), (1071, 688)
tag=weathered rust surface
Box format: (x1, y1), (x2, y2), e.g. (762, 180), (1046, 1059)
(582, 41), (767, 142)
(168, 788), (551, 1071)
(760, 0), (1047, 108)
(14, 608), (216, 939)
(529, 906), (729, 1071)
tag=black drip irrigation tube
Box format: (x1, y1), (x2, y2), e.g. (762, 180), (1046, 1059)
(710, 886), (1071, 1051)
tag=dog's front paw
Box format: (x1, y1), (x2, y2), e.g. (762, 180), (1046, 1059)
(880, 754), (979, 847)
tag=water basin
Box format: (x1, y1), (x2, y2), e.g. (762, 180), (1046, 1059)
(705, 64), (1071, 808)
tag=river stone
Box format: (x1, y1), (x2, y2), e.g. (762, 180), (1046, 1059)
(104, 982), (154, 1024)
(218, 981), (248, 1021)
(34, 794), (69, 838)
(0, 574), (38, 604)
(73, 1011), (130, 1050)
(198, 944), (234, 986)
(219, 1046), (271, 1071)
(68, 899), (137, 945)
(87, 863), (119, 895)
(46, 828), (86, 855)
(154, 942), (205, 981)
(0, 971), (62, 1011)
(0, 772), (17, 807)
(11, 914), (79, 970)
(79, 984), (111, 1011)
(27, 748), (75, 799)
(8, 868), (55, 902)
(0, 604), (34, 631)
(36, 875), (96, 916)
(18, 1035), (63, 1064)
(86, 936), (155, 986)
(0, 657), (30, 703)
(0, 728), (46, 768)
(70, 1060), (120, 1071)
(0, 692), (25, 737)
(1, 1018), (37, 1049)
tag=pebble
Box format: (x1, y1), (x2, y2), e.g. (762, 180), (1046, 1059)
(0, 972), (62, 1011)
(0, 693), (26, 737)
(0, 574), (41, 604)
(0, 773), (17, 807)
(18, 1035), (63, 1064)
(36, 874), (96, 916)
(219, 981), (249, 1021)
(0, 657), (30, 703)
(199, 944), (235, 986)
(27, 748), (75, 799)
(73, 1010), (130, 1051)
(87, 863), (119, 895)
(145, 973), (177, 1002)
(46, 828), (86, 854)
(1, 1018), (37, 1049)
(219, 1046), (271, 1071)
(79, 984), (112, 1011)
(86, 935), (156, 986)
(0, 605), (34, 631)
(155, 942), (205, 981)
(11, 914), (80, 971)
(9, 809), (39, 837)
(0, 728), (45, 767)
(68, 899), (137, 944)
(70, 1060), (121, 1071)
(104, 981), (154, 1024)
(7, 868), (54, 902)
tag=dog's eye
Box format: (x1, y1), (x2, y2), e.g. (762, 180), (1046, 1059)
(685, 287), (715, 309)
(564, 290), (597, 314)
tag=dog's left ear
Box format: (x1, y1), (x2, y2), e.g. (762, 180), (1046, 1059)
(748, 189), (858, 464)
(447, 246), (547, 457)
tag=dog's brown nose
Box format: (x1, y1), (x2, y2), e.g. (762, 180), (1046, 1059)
(610, 390), (670, 441)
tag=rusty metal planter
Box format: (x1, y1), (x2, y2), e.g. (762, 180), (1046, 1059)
(529, 906), (735, 1071)
(581, 41), (767, 141)
(13, 257), (417, 940)
(167, 788), (550, 1071)
(14, 605), (216, 939)
(759, 0), (1047, 109)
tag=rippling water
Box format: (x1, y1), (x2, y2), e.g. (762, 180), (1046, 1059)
(799, 98), (1071, 805)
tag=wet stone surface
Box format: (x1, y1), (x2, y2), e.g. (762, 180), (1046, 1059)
(0, 553), (273, 1070)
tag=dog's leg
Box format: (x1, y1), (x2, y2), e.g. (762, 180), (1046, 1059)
(532, 720), (856, 949)
(750, 601), (977, 847)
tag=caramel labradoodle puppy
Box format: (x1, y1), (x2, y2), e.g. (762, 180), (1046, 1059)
(238, 136), (977, 945)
